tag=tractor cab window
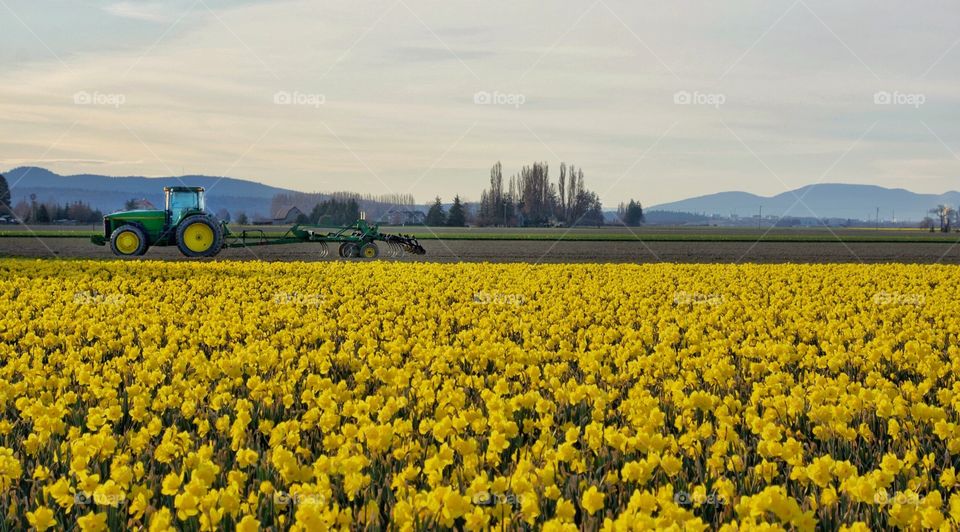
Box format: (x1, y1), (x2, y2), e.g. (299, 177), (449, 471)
(167, 190), (203, 223)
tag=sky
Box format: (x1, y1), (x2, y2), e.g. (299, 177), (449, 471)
(1, 0), (959, 206)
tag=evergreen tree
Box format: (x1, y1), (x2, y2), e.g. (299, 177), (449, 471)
(447, 195), (466, 227)
(425, 196), (446, 226)
(618, 199), (644, 226)
(36, 204), (50, 223)
(0, 174), (10, 215)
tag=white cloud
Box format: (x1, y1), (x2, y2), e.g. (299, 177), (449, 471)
(102, 2), (176, 23)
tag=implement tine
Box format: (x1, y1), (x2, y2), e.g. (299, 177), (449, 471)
(380, 233), (426, 256)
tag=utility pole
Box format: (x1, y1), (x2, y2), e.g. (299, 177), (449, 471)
(876, 207), (879, 230)
(758, 206), (762, 230)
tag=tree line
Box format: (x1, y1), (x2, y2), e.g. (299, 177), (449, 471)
(11, 198), (105, 224)
(0, 174), (103, 223)
(427, 162), (643, 227)
(476, 162), (605, 227)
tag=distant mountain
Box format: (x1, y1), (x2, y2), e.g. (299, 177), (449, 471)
(650, 183), (960, 221)
(2, 167), (298, 219)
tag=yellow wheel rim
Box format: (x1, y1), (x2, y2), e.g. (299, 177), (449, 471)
(115, 230), (140, 254)
(183, 223), (214, 252)
(363, 245), (377, 258)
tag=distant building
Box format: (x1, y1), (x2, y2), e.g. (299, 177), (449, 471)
(379, 209), (425, 225)
(273, 206), (304, 224)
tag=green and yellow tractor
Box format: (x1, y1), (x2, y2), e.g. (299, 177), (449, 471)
(91, 186), (426, 259)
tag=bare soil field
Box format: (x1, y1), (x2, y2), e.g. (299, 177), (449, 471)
(2, 236), (959, 263)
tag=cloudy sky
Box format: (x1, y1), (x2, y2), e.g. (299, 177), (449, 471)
(1, 0), (959, 206)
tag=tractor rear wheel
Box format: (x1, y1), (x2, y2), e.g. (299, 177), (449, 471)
(360, 243), (379, 259)
(177, 215), (223, 257)
(109, 224), (148, 257)
(339, 242), (360, 258)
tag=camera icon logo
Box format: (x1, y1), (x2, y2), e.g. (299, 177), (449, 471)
(472, 491), (493, 506)
(873, 91), (892, 105)
(473, 91), (492, 105)
(273, 91), (292, 105)
(73, 91), (92, 105)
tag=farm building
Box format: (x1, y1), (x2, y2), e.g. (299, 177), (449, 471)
(378, 209), (426, 225)
(273, 206), (305, 224)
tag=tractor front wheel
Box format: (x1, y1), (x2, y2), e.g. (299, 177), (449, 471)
(109, 224), (148, 257)
(339, 242), (360, 258)
(360, 243), (379, 259)
(177, 215), (223, 257)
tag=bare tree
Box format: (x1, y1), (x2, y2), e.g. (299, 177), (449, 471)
(930, 205), (955, 232)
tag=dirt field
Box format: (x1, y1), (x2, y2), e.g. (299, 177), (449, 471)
(2, 236), (959, 263)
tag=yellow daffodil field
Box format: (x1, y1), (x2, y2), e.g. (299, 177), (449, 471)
(3, 258), (960, 531)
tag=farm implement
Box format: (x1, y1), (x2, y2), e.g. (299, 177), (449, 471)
(90, 186), (426, 258)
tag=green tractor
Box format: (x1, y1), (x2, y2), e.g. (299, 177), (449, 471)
(92, 186), (427, 258)
(92, 186), (223, 257)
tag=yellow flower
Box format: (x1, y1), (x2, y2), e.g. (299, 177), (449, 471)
(660, 455), (682, 477)
(26, 506), (56, 531)
(463, 506), (490, 531)
(46, 478), (75, 510)
(806, 456), (834, 488)
(441, 490), (472, 521)
(236, 448), (259, 468)
(129, 491), (150, 520)
(32, 465), (50, 481)
(93, 480), (125, 507)
(0, 448), (23, 491)
(76, 512), (108, 532)
(149, 508), (174, 532)
(259, 480), (274, 495)
(556, 498), (576, 521)
(940, 467), (956, 489)
(581, 486), (605, 516)
(880, 454), (902, 475)
(161, 472), (181, 496)
(236, 515), (260, 532)
(820, 487), (838, 507)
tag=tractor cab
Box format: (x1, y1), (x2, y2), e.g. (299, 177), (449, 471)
(165, 186), (206, 224)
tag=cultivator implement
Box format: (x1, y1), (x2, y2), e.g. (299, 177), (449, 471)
(220, 219), (426, 259)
